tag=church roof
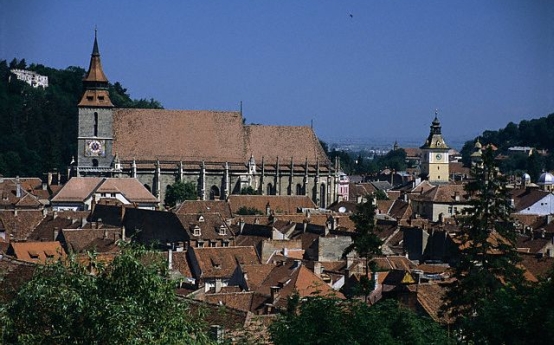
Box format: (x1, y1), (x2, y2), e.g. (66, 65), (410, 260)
(112, 108), (329, 164)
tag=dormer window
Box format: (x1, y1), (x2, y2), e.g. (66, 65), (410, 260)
(219, 225), (227, 236)
(211, 257), (222, 269)
(28, 250), (40, 259)
(198, 215), (205, 222)
(193, 225), (201, 236)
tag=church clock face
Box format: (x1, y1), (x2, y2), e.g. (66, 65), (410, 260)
(85, 139), (105, 157)
(435, 153), (443, 161)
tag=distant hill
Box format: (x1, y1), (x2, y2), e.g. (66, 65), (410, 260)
(460, 112), (554, 180)
(0, 58), (162, 178)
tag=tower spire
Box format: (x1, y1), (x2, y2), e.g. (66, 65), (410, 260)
(78, 29), (113, 107)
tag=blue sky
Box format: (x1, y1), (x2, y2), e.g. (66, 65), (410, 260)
(1, 0), (553, 146)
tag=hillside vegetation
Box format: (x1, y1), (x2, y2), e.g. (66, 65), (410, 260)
(460, 113), (554, 180)
(0, 59), (162, 178)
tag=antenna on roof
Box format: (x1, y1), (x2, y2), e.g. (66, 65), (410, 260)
(239, 101), (243, 117)
(310, 119), (313, 129)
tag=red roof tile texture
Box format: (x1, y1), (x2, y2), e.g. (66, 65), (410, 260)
(112, 109), (329, 164)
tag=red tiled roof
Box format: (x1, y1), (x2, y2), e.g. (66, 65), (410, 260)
(112, 109), (329, 165)
(8, 241), (65, 264)
(228, 195), (316, 215)
(191, 246), (260, 279)
(51, 177), (157, 203)
(174, 200), (232, 218)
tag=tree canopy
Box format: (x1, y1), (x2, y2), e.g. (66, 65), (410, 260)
(343, 195), (383, 301)
(460, 112), (554, 175)
(443, 147), (526, 341)
(0, 245), (212, 344)
(270, 297), (454, 345)
(164, 181), (198, 207)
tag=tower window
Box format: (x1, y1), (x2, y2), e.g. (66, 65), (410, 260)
(92, 159), (99, 167)
(94, 112), (99, 136)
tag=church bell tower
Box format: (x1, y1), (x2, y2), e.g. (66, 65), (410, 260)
(76, 30), (115, 176)
(420, 112), (450, 183)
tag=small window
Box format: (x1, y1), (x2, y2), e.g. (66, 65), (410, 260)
(87, 95), (94, 101)
(193, 225), (201, 236)
(219, 225), (227, 236)
(98, 96), (104, 101)
(28, 250), (40, 259)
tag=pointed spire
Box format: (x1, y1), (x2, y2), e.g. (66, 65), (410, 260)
(93, 27), (100, 56)
(78, 29), (113, 107)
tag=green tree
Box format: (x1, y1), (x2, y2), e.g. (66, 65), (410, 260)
(270, 297), (453, 345)
(236, 206), (263, 215)
(443, 147), (525, 341)
(343, 195), (383, 302)
(164, 181), (197, 207)
(239, 186), (259, 195)
(0, 246), (212, 344)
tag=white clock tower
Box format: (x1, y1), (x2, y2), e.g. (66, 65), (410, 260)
(420, 112), (450, 183)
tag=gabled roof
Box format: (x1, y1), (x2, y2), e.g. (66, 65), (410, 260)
(174, 200), (232, 218)
(510, 188), (551, 212)
(176, 213), (234, 240)
(60, 228), (121, 253)
(27, 212), (86, 242)
(411, 184), (469, 203)
(228, 195), (316, 215)
(388, 200), (412, 221)
(123, 208), (187, 245)
(0, 178), (43, 209)
(8, 241), (65, 264)
(0, 210), (46, 241)
(112, 109), (329, 165)
(348, 182), (377, 200)
(51, 177), (157, 204)
(239, 263), (276, 291)
(191, 246), (260, 279)
(255, 259), (344, 310)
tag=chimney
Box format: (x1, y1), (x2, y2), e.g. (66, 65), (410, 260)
(15, 176), (21, 198)
(97, 218), (103, 229)
(81, 216), (87, 228)
(121, 225), (126, 241)
(42, 182), (47, 190)
(547, 214), (553, 225)
(47, 172), (53, 186)
(53, 227), (59, 241)
(303, 219), (308, 233)
(266, 202), (271, 216)
(168, 249), (173, 270)
(270, 286), (279, 304)
(314, 262), (322, 277)
(239, 218), (245, 235)
(120, 205), (126, 221)
(215, 279), (222, 293)
(454, 192), (460, 202)
(373, 271), (379, 291)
